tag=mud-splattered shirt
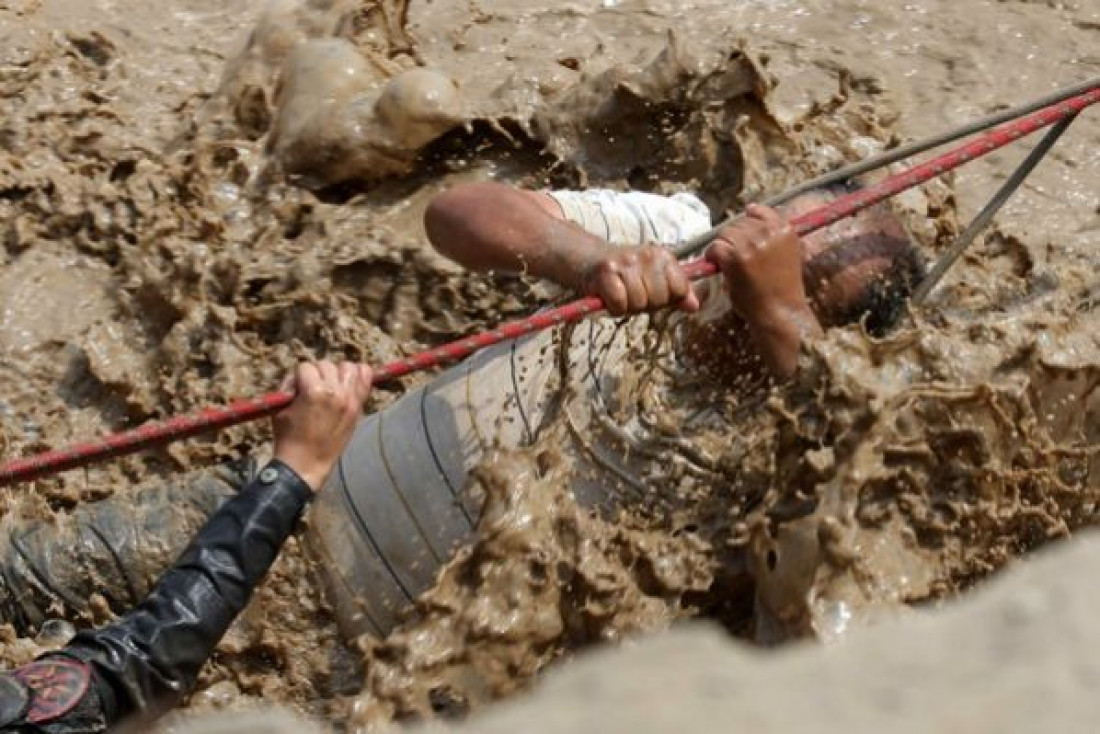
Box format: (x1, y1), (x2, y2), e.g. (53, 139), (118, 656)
(546, 189), (712, 247)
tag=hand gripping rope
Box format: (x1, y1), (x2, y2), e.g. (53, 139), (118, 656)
(1, 80), (1097, 487)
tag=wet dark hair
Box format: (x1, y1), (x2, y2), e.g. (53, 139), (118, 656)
(825, 241), (925, 335)
(801, 183), (926, 336)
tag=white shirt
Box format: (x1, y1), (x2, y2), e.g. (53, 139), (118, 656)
(548, 189), (713, 246)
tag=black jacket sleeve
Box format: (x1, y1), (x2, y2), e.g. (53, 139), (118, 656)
(57, 459), (313, 724)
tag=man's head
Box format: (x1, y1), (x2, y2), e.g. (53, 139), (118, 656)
(783, 183), (926, 336)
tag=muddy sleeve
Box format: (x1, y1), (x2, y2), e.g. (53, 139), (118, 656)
(545, 189), (724, 309)
(545, 189), (713, 247)
(57, 459), (312, 725)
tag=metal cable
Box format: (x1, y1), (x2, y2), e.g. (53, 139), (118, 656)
(912, 114), (1077, 304)
(674, 76), (1100, 259)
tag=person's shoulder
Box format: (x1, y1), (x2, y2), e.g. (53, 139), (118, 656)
(544, 188), (710, 218)
(543, 187), (703, 204)
(546, 188), (708, 217)
(543, 188), (712, 246)
(664, 191), (711, 218)
(541, 188), (620, 207)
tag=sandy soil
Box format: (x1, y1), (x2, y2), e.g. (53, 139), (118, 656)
(0, 0), (1098, 730)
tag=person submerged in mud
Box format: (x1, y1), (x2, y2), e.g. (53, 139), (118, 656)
(0, 361), (372, 733)
(0, 180), (929, 652)
(424, 182), (925, 382)
(305, 180), (930, 640)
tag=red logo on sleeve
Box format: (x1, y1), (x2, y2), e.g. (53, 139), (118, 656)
(11, 658), (91, 724)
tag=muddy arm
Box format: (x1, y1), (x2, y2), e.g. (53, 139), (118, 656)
(55, 459), (312, 725)
(741, 305), (823, 380)
(424, 181), (613, 290)
(705, 205), (824, 381)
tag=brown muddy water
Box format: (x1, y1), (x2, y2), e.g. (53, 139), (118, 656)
(0, 0), (1099, 730)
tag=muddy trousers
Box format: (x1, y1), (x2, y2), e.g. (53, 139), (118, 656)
(0, 463), (248, 636)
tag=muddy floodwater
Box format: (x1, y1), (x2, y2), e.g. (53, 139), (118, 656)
(0, 0), (1099, 730)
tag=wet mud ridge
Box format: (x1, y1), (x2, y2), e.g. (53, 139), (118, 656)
(1, 0), (1099, 730)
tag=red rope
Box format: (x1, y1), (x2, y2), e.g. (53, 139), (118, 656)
(2, 85), (1097, 487)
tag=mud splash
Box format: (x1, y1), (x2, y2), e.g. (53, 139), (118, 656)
(0, 0), (1098, 730)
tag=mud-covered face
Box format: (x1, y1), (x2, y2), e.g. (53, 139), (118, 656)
(780, 188), (924, 334)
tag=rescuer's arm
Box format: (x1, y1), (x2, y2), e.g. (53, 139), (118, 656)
(5, 361), (372, 732)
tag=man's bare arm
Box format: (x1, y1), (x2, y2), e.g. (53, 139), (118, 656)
(423, 182), (698, 316)
(424, 182), (605, 290)
(706, 205), (824, 380)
